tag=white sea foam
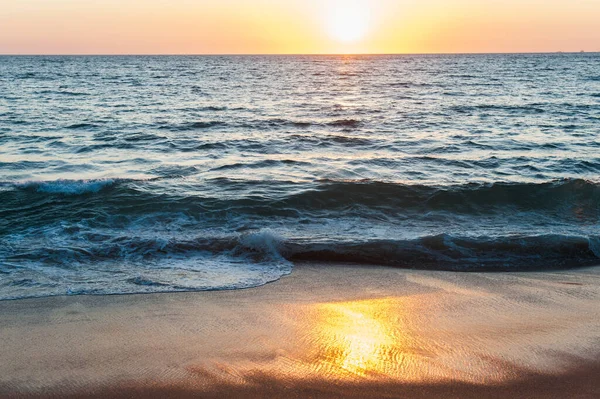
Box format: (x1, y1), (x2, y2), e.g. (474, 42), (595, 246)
(238, 229), (286, 260)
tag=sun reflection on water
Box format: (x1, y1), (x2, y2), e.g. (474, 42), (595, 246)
(311, 297), (424, 379)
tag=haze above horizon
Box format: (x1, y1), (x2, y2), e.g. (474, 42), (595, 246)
(1, 0), (599, 55)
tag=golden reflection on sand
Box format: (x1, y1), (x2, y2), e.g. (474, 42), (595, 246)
(306, 297), (435, 381)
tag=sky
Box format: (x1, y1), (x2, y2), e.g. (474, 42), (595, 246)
(1, 0), (599, 54)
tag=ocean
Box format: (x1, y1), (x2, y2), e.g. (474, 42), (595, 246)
(0, 54), (599, 300)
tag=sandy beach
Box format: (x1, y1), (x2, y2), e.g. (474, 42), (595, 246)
(1, 263), (599, 398)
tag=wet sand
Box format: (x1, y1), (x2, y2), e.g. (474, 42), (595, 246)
(1, 263), (599, 398)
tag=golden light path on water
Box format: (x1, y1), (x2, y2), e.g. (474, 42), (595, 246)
(301, 296), (443, 382)
(317, 300), (402, 376)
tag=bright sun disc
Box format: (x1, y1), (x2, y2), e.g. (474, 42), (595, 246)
(327, 0), (370, 43)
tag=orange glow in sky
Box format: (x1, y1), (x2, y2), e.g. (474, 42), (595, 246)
(1, 0), (599, 54)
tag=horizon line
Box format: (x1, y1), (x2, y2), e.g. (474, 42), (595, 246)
(0, 51), (598, 57)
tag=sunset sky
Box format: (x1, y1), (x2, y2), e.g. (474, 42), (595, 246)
(1, 0), (599, 54)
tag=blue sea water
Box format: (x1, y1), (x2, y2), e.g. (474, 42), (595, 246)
(1, 54), (599, 300)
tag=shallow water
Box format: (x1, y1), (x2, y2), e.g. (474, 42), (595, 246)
(1, 54), (599, 299)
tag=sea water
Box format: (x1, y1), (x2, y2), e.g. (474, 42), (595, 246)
(1, 54), (599, 299)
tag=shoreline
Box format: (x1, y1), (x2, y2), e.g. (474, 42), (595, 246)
(1, 263), (599, 398)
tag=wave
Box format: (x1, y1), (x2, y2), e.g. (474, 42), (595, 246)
(161, 121), (226, 131)
(0, 161), (49, 170)
(284, 234), (600, 271)
(152, 118), (365, 132)
(450, 104), (546, 114)
(287, 134), (373, 147)
(233, 118), (310, 129)
(4, 230), (598, 272)
(66, 123), (102, 130)
(13, 178), (121, 195)
(5, 230), (285, 264)
(209, 159), (312, 172)
(197, 106), (228, 111)
(2, 178), (598, 215)
(280, 178), (600, 215)
(323, 135), (373, 146)
(38, 90), (89, 96)
(171, 141), (229, 152)
(328, 119), (362, 128)
(0, 230), (292, 300)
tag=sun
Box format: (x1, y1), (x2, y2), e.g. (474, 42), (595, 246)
(327, 0), (371, 43)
